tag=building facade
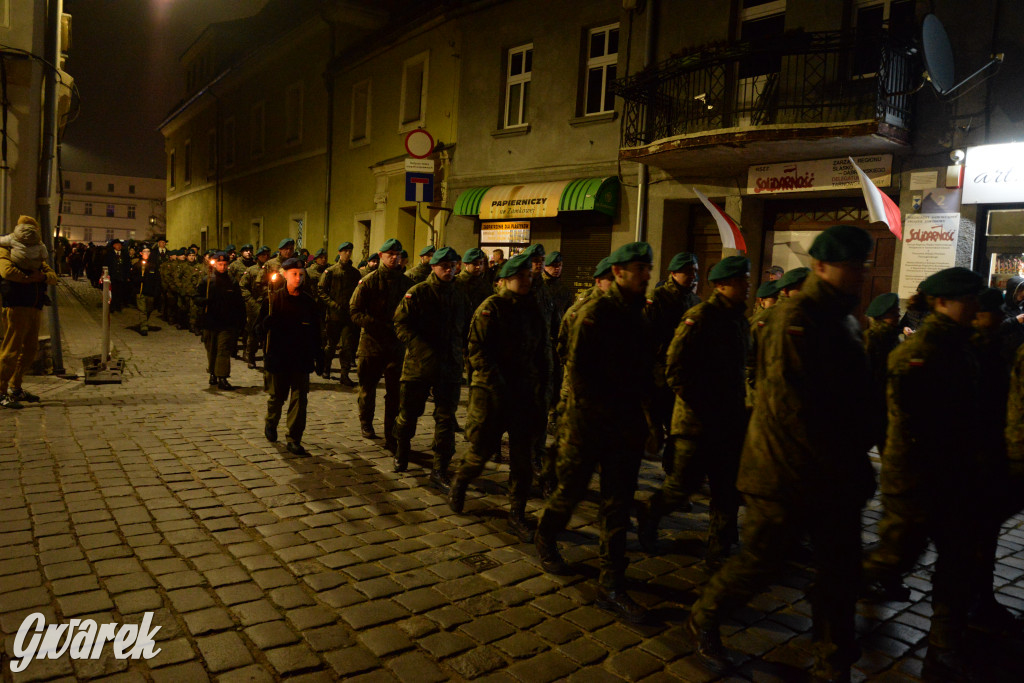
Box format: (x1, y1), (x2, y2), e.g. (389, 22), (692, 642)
(58, 171), (164, 244)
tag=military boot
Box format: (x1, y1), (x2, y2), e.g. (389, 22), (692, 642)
(685, 615), (730, 674)
(507, 502), (533, 543)
(448, 477), (468, 513)
(393, 440), (410, 473)
(635, 499), (661, 554)
(534, 523), (570, 575)
(338, 374), (355, 387)
(596, 587), (648, 624)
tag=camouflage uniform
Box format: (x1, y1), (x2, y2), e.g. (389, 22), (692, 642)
(536, 281), (654, 591)
(350, 265), (414, 441)
(239, 262), (273, 364)
(305, 261), (328, 291)
(454, 268), (494, 384)
(744, 303), (774, 408)
(405, 261), (431, 285)
(392, 272), (472, 475)
(529, 271), (556, 473)
(158, 257), (176, 321)
(452, 286), (550, 513)
(228, 255), (254, 284)
(643, 291), (749, 558)
(645, 278), (702, 467)
(181, 259), (204, 332)
(691, 273), (875, 679)
(318, 259), (361, 378)
(863, 318), (901, 449)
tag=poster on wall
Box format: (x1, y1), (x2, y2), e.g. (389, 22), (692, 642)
(897, 213), (960, 299)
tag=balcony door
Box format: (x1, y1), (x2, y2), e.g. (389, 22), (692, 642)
(737, 0), (786, 127)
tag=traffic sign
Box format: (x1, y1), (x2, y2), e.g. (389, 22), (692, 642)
(405, 158), (435, 173)
(405, 172), (434, 202)
(404, 129), (434, 158)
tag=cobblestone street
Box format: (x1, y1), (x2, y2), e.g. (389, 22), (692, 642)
(1, 275), (1023, 682)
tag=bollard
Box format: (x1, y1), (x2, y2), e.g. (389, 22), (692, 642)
(101, 266), (111, 362)
(83, 266), (124, 384)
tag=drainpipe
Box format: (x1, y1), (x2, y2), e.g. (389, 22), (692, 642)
(320, 13), (336, 253)
(634, 0), (656, 242)
(35, 0), (65, 375)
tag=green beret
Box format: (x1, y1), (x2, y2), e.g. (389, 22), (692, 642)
(593, 257), (613, 279)
(337, 242), (353, 251)
(756, 281), (781, 299)
(979, 287), (1005, 313)
(777, 267), (811, 290)
(379, 238), (402, 253)
(544, 251), (563, 266)
(667, 252), (698, 272)
(808, 225), (873, 263)
(523, 243), (545, 259)
(419, 245), (436, 257)
(255, 246), (271, 256)
(708, 255), (750, 282)
(240, 244), (253, 252)
(278, 238), (295, 249)
(463, 247), (485, 263)
(400, 250), (409, 259)
(918, 267), (985, 298)
(865, 292), (899, 318)
(608, 241), (653, 265)
(226, 244), (236, 252)
(313, 248), (327, 258)
(498, 253), (532, 278)
(429, 246), (459, 264)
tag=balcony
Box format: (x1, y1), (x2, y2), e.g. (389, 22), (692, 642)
(611, 30), (915, 176)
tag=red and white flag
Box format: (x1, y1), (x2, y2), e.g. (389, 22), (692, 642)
(849, 157), (902, 240)
(692, 188), (747, 252)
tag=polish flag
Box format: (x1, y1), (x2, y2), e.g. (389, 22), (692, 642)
(692, 188), (747, 252)
(849, 157), (902, 240)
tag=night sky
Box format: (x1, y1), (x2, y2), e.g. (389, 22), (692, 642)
(61, 0), (267, 180)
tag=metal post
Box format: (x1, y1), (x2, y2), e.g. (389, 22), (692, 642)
(100, 266), (110, 363)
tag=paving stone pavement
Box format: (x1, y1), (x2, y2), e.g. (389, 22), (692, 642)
(1, 275), (1024, 682)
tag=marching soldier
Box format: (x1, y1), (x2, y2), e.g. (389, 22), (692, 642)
(239, 246), (272, 368)
(637, 255), (751, 566)
(181, 249), (203, 334)
(129, 247), (161, 336)
(306, 248), (329, 290)
(862, 267), (985, 681)
(319, 242), (361, 385)
(534, 242), (656, 624)
(359, 253), (380, 277)
(752, 279), (780, 313)
(645, 251), (702, 472)
(687, 225), (876, 682)
(405, 245), (435, 284)
(350, 239), (413, 450)
(266, 238), (296, 296)
(454, 247), (492, 385)
(158, 249), (178, 323)
(392, 247), (472, 487)
(542, 251), (574, 429)
(448, 253), (550, 541)
(194, 252), (246, 389)
(522, 243), (556, 477)
(745, 266), (809, 403)
(863, 292), (901, 451)
(229, 244), (255, 283)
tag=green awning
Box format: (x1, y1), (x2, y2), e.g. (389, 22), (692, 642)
(454, 177), (619, 219)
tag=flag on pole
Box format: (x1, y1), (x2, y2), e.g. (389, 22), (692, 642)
(849, 157), (902, 240)
(692, 188), (747, 252)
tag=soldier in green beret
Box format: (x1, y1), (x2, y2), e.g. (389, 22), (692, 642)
(159, 249), (179, 324)
(455, 247), (493, 386)
(542, 251), (574, 432)
(230, 245), (255, 283)
(265, 238), (296, 296)
(239, 246), (273, 368)
(448, 253), (551, 541)
(350, 239), (414, 449)
(862, 267), (985, 680)
(521, 243), (557, 477)
(319, 242), (361, 385)
(405, 245), (436, 284)
(195, 252), (246, 389)
(745, 267), (810, 406)
(306, 248), (329, 289)
(535, 241), (656, 623)
(359, 252), (380, 277)
(645, 251), (702, 473)
(183, 249), (205, 334)
(637, 255), (751, 565)
(863, 292), (901, 451)
(753, 280), (780, 311)
(392, 247), (472, 485)
(688, 225), (876, 680)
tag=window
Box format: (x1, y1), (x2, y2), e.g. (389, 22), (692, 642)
(207, 129), (217, 173)
(584, 24), (619, 115)
(129, 184), (135, 194)
(108, 183), (114, 192)
(61, 200), (70, 213)
(106, 204), (115, 217)
(399, 51), (429, 130)
(86, 181), (92, 191)
(854, 0), (915, 75)
(739, 1), (786, 78)
(84, 203), (92, 216)
(184, 139), (192, 184)
(63, 179), (70, 190)
(504, 43), (532, 128)
(251, 102), (265, 158)
(127, 205), (136, 219)
(223, 118), (236, 167)
(351, 80), (371, 144)
(83, 228), (92, 242)
(105, 228), (114, 242)
(285, 82), (303, 144)
(169, 150), (176, 189)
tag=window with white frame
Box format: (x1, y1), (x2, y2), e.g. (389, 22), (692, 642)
(399, 52), (428, 129)
(61, 200), (71, 213)
(223, 118), (236, 167)
(184, 139), (192, 184)
(251, 102), (266, 158)
(584, 24), (619, 115)
(351, 80), (371, 143)
(127, 205), (136, 219)
(504, 43), (533, 128)
(285, 82), (303, 144)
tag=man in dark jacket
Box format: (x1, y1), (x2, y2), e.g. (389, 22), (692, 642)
(104, 238), (130, 312)
(392, 247), (471, 486)
(350, 239), (413, 450)
(319, 242), (361, 385)
(194, 252), (245, 389)
(259, 258), (322, 455)
(129, 247), (161, 335)
(454, 247), (492, 385)
(1000, 274), (1024, 360)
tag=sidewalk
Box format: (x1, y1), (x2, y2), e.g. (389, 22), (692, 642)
(0, 275), (1022, 682)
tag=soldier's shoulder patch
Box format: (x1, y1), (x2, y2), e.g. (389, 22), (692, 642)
(582, 317), (595, 327)
(908, 358), (925, 367)
(757, 320), (766, 328)
(645, 298), (654, 305)
(480, 309), (491, 317)
(683, 318), (696, 326)
(404, 293), (412, 299)
(357, 279), (363, 285)
(786, 325), (804, 335)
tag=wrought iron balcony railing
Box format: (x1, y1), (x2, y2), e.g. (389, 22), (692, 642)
(611, 30), (915, 148)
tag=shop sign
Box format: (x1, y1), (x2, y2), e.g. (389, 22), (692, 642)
(962, 142), (1024, 204)
(747, 155), (892, 195)
(481, 222), (531, 244)
(896, 213), (961, 299)
(479, 180), (571, 219)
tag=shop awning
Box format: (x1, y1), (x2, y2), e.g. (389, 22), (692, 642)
(453, 176), (619, 220)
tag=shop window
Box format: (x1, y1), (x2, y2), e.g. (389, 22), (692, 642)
(285, 82), (303, 144)
(986, 208), (1024, 236)
(504, 43), (533, 128)
(399, 52), (428, 131)
(223, 118), (236, 168)
(351, 80), (371, 144)
(584, 24), (618, 115)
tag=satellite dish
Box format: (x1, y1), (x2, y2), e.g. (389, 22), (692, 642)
(920, 13), (1004, 96)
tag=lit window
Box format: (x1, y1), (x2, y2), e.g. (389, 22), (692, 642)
(351, 80), (371, 143)
(505, 44), (532, 127)
(584, 24), (619, 115)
